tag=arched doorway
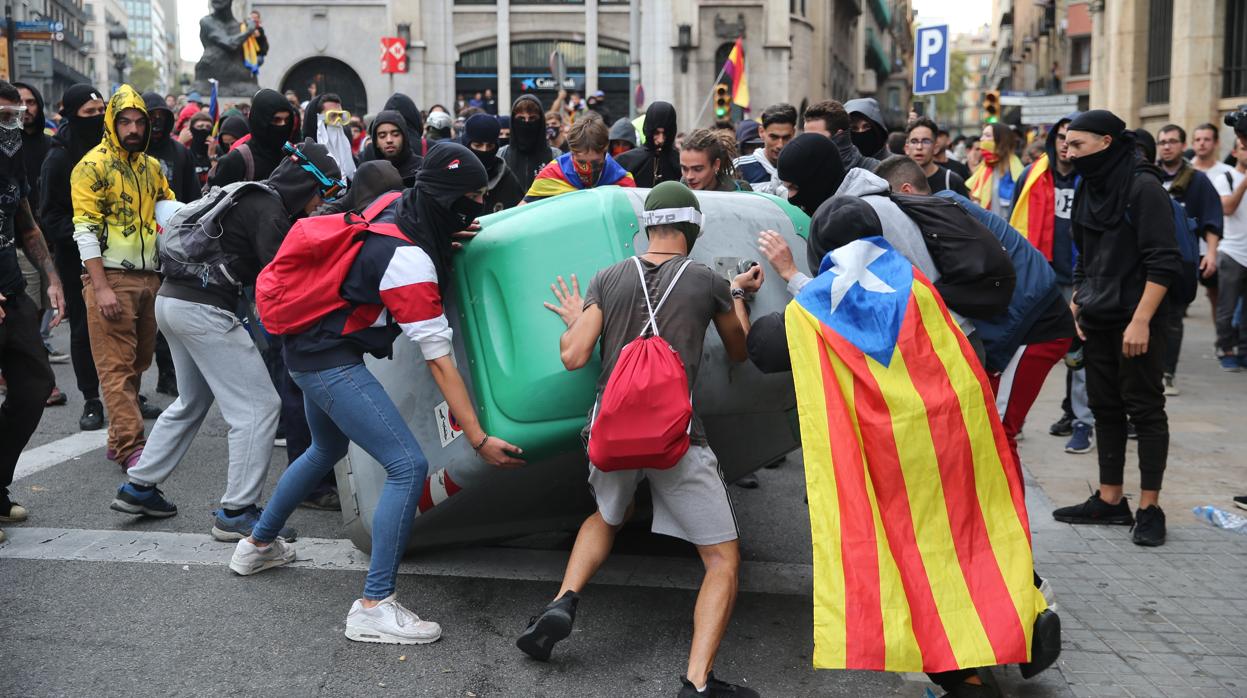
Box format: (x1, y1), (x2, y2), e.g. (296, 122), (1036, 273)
(281, 57), (368, 116)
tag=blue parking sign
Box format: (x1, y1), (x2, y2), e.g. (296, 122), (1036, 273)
(913, 25), (949, 96)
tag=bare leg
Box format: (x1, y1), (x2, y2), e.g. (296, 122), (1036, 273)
(1099, 484), (1124, 504)
(557, 510), (625, 599)
(1139, 489), (1160, 509)
(686, 540), (741, 688)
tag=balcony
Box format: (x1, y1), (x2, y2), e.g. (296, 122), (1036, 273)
(866, 27), (890, 78)
(867, 0), (890, 28)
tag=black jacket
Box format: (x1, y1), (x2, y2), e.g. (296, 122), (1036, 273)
(38, 127), (77, 246)
(483, 158), (524, 213)
(143, 92), (201, 203)
(210, 88), (297, 186)
(13, 82), (50, 217)
(615, 101), (680, 187)
(1073, 165), (1182, 329)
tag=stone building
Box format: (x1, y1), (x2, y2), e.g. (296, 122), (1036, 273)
(85, 0), (129, 91)
(949, 24), (993, 135)
(253, 0), (911, 128)
(1089, 0), (1247, 145)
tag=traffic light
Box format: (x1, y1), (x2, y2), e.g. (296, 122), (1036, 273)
(714, 84), (731, 120)
(982, 90), (1000, 124)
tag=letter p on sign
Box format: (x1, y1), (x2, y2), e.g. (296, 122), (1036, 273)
(913, 25), (949, 96)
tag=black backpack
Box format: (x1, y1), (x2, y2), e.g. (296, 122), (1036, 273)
(889, 192), (1017, 319)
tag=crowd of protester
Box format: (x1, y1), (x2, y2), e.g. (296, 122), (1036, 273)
(1, 75), (1245, 698)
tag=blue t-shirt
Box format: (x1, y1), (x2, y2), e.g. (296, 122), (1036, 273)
(1051, 169), (1078, 286)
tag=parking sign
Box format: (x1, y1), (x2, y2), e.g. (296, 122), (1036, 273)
(913, 25), (949, 96)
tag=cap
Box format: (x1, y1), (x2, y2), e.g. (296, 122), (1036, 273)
(736, 120), (762, 146)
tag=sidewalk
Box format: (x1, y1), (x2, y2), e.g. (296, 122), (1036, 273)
(1007, 311), (1247, 698)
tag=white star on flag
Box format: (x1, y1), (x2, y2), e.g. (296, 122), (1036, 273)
(827, 239), (896, 313)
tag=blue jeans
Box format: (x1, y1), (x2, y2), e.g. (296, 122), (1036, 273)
(252, 362), (428, 600)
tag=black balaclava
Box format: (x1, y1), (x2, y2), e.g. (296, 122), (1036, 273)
(1133, 127), (1156, 164)
(851, 127), (886, 161)
(187, 113), (212, 159)
(1067, 110), (1141, 231)
(777, 133), (847, 216)
(266, 138), (343, 219)
(509, 95), (547, 153)
(808, 196), (884, 271)
(643, 101), (678, 153)
(142, 91), (173, 146)
(498, 115), (511, 148)
(249, 88), (298, 152)
(60, 83), (105, 161)
(461, 114), (500, 170)
(315, 160), (404, 216)
(396, 142), (488, 288)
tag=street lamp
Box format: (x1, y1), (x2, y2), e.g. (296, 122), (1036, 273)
(108, 25), (128, 88)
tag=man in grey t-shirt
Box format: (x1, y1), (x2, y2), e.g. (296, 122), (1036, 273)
(518, 182), (764, 698)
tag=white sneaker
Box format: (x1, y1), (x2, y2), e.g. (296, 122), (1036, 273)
(1039, 577), (1059, 613)
(345, 595), (442, 645)
(1163, 373), (1179, 396)
(229, 537), (296, 576)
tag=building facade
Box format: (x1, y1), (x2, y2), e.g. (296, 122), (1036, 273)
(85, 0), (129, 91)
(253, 0), (910, 129)
(122, 0), (168, 92)
(948, 24), (993, 136)
(1, 0), (92, 102)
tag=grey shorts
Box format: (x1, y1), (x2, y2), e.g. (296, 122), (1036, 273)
(588, 444), (739, 546)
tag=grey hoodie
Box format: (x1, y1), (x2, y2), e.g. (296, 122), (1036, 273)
(844, 97), (892, 162)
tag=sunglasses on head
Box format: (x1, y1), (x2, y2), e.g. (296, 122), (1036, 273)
(283, 142), (347, 201)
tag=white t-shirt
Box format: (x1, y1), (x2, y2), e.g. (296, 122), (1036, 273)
(1212, 166), (1247, 267)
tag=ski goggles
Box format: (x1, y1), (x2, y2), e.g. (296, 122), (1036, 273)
(0, 105), (27, 129)
(323, 109), (351, 127)
(283, 142), (347, 201)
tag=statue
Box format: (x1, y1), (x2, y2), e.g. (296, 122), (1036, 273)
(193, 0), (260, 95)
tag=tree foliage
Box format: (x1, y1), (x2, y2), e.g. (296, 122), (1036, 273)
(128, 58), (158, 93)
(934, 50), (972, 125)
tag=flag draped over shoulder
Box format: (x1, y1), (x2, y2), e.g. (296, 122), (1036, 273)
(786, 237), (1045, 674)
(1009, 153), (1055, 261)
(723, 37), (750, 111)
(523, 151), (635, 202)
(242, 23), (263, 76)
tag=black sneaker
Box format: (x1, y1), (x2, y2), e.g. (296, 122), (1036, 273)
(516, 591), (578, 661)
(1132, 505), (1166, 546)
(1019, 609), (1061, 679)
(110, 483), (178, 518)
(80, 398), (105, 431)
(677, 673), (760, 698)
(1234, 495), (1247, 512)
(156, 373), (179, 397)
(733, 473), (759, 489)
(1052, 491), (1134, 525)
(1048, 413), (1074, 437)
(299, 488), (342, 511)
(1126, 421), (1138, 440)
(138, 395), (163, 420)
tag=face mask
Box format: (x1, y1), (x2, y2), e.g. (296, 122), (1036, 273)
(546, 125), (559, 142)
(498, 136), (509, 148)
(850, 128), (883, 157)
(573, 159), (603, 187)
(511, 117), (544, 148)
(76, 114), (105, 145)
(981, 140), (999, 165)
(0, 128), (21, 157)
(450, 195), (485, 227)
(191, 128), (210, 145)
(472, 147), (497, 170)
(1070, 146), (1115, 179)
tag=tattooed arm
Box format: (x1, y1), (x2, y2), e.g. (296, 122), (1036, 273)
(17, 197), (64, 329)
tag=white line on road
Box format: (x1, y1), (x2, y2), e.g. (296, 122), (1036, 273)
(0, 527), (813, 596)
(14, 431), (108, 481)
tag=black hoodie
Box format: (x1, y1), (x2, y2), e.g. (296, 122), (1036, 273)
(12, 82), (50, 214)
(161, 139), (341, 311)
(498, 94), (559, 194)
(143, 91), (200, 203)
(359, 110), (422, 187)
(39, 85), (108, 247)
(210, 88), (298, 186)
(615, 101), (680, 187)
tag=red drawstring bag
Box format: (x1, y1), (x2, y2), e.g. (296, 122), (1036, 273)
(587, 258), (694, 471)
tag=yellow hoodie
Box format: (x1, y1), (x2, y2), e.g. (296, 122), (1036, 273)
(71, 85), (175, 271)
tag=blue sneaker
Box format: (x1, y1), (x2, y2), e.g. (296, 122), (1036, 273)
(1220, 356), (1241, 372)
(1064, 422), (1094, 454)
(110, 483), (178, 518)
(211, 505), (298, 543)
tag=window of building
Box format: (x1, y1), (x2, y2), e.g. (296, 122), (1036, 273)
(887, 86), (901, 113)
(1145, 0), (1172, 104)
(1225, 0), (1247, 97)
(85, 29), (93, 43)
(1070, 35), (1091, 76)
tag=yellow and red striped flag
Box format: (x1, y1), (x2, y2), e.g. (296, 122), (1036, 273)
(786, 237), (1046, 673)
(722, 37), (750, 111)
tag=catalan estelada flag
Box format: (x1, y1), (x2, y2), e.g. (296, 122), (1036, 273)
(786, 237), (1045, 673)
(208, 78), (220, 137)
(1008, 152), (1055, 260)
(523, 151), (635, 202)
(722, 37), (750, 111)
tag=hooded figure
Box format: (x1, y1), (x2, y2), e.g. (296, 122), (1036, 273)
(40, 84), (105, 249)
(12, 82), (50, 209)
(615, 101), (680, 188)
(776, 133), (847, 216)
(314, 159), (404, 217)
(844, 98), (891, 162)
(396, 141), (489, 288)
(608, 117), (637, 157)
(425, 112), (452, 142)
(186, 111), (214, 185)
(70, 84), (177, 273)
(1134, 127), (1157, 164)
(361, 109), (422, 187)
(161, 138), (342, 312)
(382, 93), (425, 156)
(461, 113), (523, 212)
(218, 115), (250, 149)
(498, 94), (561, 194)
(211, 88), (298, 186)
(142, 91), (200, 203)
(302, 94), (356, 179)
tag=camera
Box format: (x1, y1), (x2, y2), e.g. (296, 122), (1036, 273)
(1225, 104), (1247, 137)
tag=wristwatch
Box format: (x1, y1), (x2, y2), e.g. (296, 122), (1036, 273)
(730, 287), (747, 301)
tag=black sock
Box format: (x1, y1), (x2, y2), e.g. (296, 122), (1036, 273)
(223, 507), (247, 518)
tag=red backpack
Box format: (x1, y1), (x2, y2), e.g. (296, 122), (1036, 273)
(587, 258), (695, 472)
(255, 191), (404, 335)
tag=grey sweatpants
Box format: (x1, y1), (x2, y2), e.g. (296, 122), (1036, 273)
(128, 296), (280, 508)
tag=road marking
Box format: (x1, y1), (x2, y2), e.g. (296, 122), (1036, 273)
(0, 527), (813, 596)
(14, 431), (108, 481)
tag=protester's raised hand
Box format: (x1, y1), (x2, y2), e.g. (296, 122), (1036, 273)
(758, 230), (798, 282)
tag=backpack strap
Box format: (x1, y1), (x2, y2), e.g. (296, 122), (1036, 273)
(362, 191), (403, 221)
(632, 256), (694, 338)
(944, 168), (951, 190)
(237, 143), (255, 182)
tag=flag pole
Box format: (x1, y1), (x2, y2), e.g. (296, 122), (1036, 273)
(693, 61), (730, 127)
